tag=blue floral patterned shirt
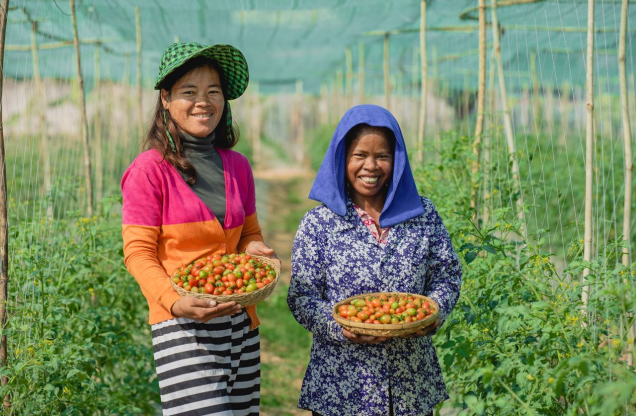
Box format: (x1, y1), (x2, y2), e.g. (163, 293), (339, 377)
(287, 197), (462, 416)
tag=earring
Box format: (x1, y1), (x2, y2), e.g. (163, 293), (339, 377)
(163, 110), (177, 152)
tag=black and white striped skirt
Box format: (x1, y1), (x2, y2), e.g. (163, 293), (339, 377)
(151, 311), (260, 416)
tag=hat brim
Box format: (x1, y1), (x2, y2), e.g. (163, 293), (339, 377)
(154, 44), (249, 101)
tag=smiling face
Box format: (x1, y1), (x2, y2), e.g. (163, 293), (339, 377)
(345, 126), (394, 207)
(161, 66), (225, 138)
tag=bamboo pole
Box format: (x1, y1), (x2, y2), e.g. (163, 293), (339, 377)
(618, 0), (632, 268)
(336, 70), (344, 118)
(363, 24), (636, 38)
(136, 7), (143, 142)
(358, 42), (365, 104)
(384, 33), (390, 111)
(328, 78), (334, 124)
(491, 0), (526, 238)
(462, 74), (470, 135)
(530, 51), (541, 133)
(618, 0), (634, 366)
(472, 0), (487, 210)
(484, 53), (497, 226)
(0, 0), (10, 405)
(459, 0), (548, 21)
(581, 0), (596, 313)
(295, 80), (304, 164)
(94, 47), (103, 202)
(319, 83), (328, 125)
(345, 47), (353, 110)
(417, 0), (427, 163)
(5, 38), (114, 51)
(432, 46), (441, 157)
(123, 53), (132, 158)
(251, 82), (262, 167)
(70, 0), (93, 216)
(31, 22), (53, 219)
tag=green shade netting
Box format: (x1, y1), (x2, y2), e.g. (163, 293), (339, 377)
(4, 0), (636, 93)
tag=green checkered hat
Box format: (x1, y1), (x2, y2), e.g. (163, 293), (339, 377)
(154, 42), (249, 100)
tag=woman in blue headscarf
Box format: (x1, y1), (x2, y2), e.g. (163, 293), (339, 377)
(287, 105), (462, 416)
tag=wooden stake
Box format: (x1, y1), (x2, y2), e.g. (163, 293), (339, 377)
(384, 33), (390, 111)
(123, 53), (132, 158)
(417, 0), (428, 163)
(618, 0), (632, 268)
(31, 22), (53, 219)
(618, 0), (634, 366)
(491, 0), (526, 238)
(358, 42), (365, 104)
(530, 51), (541, 132)
(462, 74), (470, 135)
(472, 0), (487, 209)
(136, 7), (143, 142)
(582, 0), (596, 313)
(94, 47), (103, 202)
(70, 0), (93, 216)
(0, 0), (11, 403)
(251, 82), (262, 167)
(484, 53), (497, 226)
(295, 80), (304, 164)
(345, 47), (353, 109)
(336, 71), (344, 118)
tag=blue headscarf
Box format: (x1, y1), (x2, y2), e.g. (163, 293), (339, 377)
(308, 104), (424, 228)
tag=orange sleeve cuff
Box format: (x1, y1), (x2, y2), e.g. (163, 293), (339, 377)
(238, 212), (264, 253)
(246, 305), (260, 329)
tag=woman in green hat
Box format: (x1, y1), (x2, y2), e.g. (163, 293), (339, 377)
(121, 42), (276, 415)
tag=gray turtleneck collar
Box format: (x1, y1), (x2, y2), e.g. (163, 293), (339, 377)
(179, 131), (226, 227)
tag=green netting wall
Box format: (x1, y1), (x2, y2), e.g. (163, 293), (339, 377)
(5, 1), (635, 94)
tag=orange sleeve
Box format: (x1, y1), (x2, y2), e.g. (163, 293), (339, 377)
(237, 212), (264, 253)
(122, 225), (181, 313)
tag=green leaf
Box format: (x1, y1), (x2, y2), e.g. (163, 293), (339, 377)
(465, 251), (478, 264)
(483, 245), (497, 255)
(444, 353), (455, 368)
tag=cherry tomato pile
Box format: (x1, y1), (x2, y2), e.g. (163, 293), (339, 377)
(337, 294), (434, 325)
(171, 253), (277, 295)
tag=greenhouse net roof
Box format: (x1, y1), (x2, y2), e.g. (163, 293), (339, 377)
(4, 0), (635, 94)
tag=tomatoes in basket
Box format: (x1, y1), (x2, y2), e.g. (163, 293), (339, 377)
(337, 294), (435, 325)
(173, 252), (277, 296)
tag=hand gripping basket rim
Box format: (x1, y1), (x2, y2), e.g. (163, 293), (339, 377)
(332, 292), (439, 338)
(171, 254), (281, 307)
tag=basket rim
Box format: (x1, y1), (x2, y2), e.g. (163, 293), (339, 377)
(170, 254), (281, 304)
(332, 292), (439, 331)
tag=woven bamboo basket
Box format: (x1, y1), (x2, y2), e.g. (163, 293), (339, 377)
(332, 292), (439, 338)
(171, 255), (281, 307)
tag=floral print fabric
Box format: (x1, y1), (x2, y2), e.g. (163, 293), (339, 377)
(353, 203), (390, 245)
(287, 197), (462, 416)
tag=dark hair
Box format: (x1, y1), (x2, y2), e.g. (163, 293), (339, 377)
(143, 57), (241, 185)
(344, 124), (396, 153)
